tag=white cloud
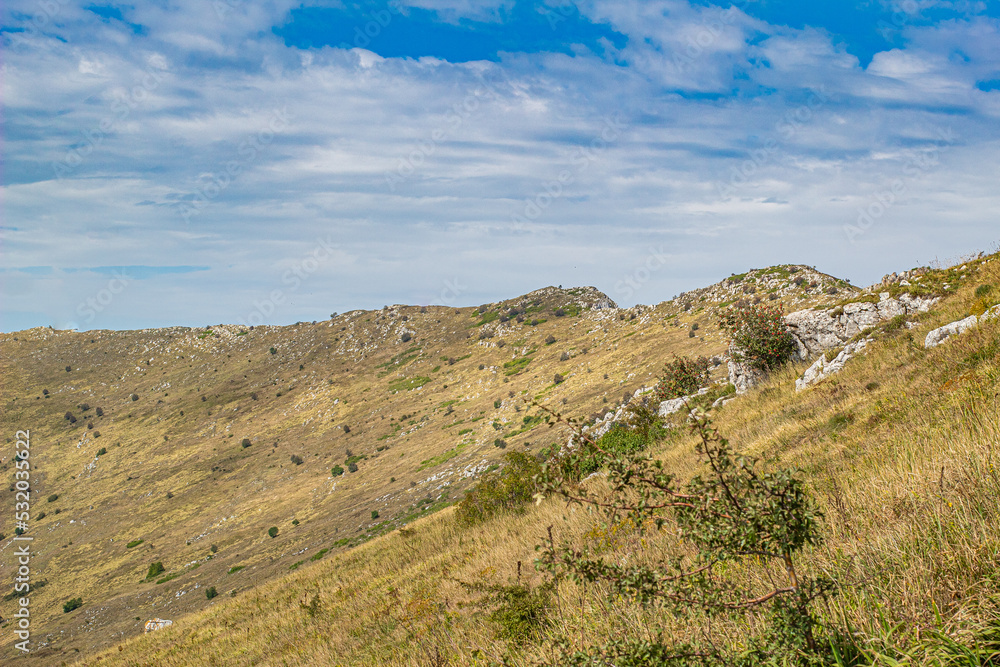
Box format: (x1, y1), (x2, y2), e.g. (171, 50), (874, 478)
(2, 1), (1000, 330)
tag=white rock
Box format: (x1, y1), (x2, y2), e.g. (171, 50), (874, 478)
(795, 339), (869, 391)
(981, 304), (1000, 322)
(657, 397), (687, 417)
(925, 315), (979, 348)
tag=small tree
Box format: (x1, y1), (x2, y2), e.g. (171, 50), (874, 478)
(63, 597), (83, 613)
(146, 562), (165, 580)
(655, 354), (711, 400)
(534, 402), (835, 664)
(331, 465), (345, 476)
(206, 586), (218, 600)
(268, 526), (279, 538)
(718, 302), (796, 372)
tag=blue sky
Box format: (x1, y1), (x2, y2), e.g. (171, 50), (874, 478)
(2, 1), (1000, 331)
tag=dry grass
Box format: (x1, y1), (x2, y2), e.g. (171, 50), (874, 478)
(70, 256), (1000, 665)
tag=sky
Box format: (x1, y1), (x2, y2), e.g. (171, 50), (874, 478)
(2, 0), (1000, 332)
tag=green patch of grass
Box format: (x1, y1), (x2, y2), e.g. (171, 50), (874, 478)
(472, 311), (499, 327)
(289, 560), (304, 571)
(228, 565), (245, 575)
(418, 441), (470, 471)
(458, 428), (473, 435)
(388, 376), (431, 393)
(310, 548), (330, 562)
(155, 573), (181, 585)
(377, 423), (402, 440)
(503, 356), (532, 376)
(431, 365), (441, 372)
(126, 539), (144, 549)
(345, 454), (368, 466)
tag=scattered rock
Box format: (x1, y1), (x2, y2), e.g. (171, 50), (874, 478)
(144, 618), (173, 633)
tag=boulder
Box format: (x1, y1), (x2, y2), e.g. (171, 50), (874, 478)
(925, 314), (980, 348)
(981, 304), (1000, 322)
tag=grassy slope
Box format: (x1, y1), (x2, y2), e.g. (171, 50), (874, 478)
(62, 255), (1000, 665)
(0, 279), (784, 664)
(0, 267), (929, 665)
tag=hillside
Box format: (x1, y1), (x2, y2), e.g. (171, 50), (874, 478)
(1, 257), (995, 665)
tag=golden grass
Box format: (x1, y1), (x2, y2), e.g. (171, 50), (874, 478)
(75, 257), (1000, 665)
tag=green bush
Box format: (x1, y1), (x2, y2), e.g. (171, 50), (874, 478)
(654, 354), (711, 400)
(96, 447), (107, 456)
(536, 406), (835, 665)
(462, 580), (553, 643)
(371, 510), (379, 520)
(348, 462), (358, 473)
(331, 465), (345, 476)
(47, 494), (59, 503)
(718, 302), (796, 371)
(205, 586), (218, 600)
(62, 597), (83, 613)
(268, 526), (279, 538)
(241, 438), (251, 448)
(146, 562), (165, 580)
(455, 451), (541, 527)
(126, 539), (144, 549)
(975, 283), (993, 298)
(290, 454), (303, 465)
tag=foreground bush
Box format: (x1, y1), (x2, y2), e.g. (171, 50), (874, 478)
(455, 451), (541, 527)
(535, 405), (837, 665)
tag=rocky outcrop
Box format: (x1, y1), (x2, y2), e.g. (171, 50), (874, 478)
(784, 293), (937, 360)
(728, 357), (766, 395)
(924, 305), (1000, 348)
(729, 292), (937, 394)
(657, 387), (710, 417)
(795, 339), (870, 391)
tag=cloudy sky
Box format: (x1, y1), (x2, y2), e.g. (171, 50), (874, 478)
(2, 0), (999, 331)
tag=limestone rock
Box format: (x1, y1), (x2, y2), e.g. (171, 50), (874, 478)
(784, 294), (937, 360)
(795, 339), (870, 391)
(924, 315), (979, 348)
(981, 304), (1000, 322)
(728, 358), (766, 395)
(144, 618), (173, 633)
